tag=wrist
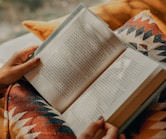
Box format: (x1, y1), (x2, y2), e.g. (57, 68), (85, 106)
(0, 74), (9, 91)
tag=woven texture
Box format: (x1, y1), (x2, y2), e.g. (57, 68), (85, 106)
(0, 80), (76, 139)
(116, 11), (166, 66)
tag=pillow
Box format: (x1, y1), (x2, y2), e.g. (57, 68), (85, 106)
(115, 10), (166, 66)
(22, 16), (66, 41)
(22, 0), (166, 41)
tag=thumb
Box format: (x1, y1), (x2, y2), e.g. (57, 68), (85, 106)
(16, 57), (41, 74)
(102, 123), (118, 139)
(78, 118), (105, 139)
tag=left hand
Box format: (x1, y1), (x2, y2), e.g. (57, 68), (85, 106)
(0, 45), (41, 89)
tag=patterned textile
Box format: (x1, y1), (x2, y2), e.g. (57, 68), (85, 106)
(0, 79), (76, 139)
(115, 11), (166, 66)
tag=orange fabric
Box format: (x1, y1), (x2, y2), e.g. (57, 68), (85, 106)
(22, 0), (166, 41)
(0, 82), (76, 139)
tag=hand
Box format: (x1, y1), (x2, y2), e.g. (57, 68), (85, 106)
(0, 46), (41, 89)
(78, 118), (126, 139)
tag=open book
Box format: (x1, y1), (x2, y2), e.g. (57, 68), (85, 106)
(25, 4), (166, 137)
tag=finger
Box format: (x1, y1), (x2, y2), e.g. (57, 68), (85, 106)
(9, 46), (39, 65)
(18, 45), (39, 61)
(78, 118), (104, 139)
(102, 123), (118, 139)
(15, 57), (41, 75)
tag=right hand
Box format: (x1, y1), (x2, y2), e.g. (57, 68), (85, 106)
(78, 117), (126, 139)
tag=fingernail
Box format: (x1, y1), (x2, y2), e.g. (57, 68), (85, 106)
(36, 58), (41, 63)
(33, 57), (40, 63)
(97, 116), (104, 121)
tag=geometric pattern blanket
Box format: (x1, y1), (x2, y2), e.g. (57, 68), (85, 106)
(0, 79), (76, 139)
(0, 81), (165, 139)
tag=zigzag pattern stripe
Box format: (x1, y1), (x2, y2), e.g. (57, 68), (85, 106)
(116, 12), (166, 65)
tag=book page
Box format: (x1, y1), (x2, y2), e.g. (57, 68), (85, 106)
(25, 5), (125, 113)
(62, 48), (160, 136)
